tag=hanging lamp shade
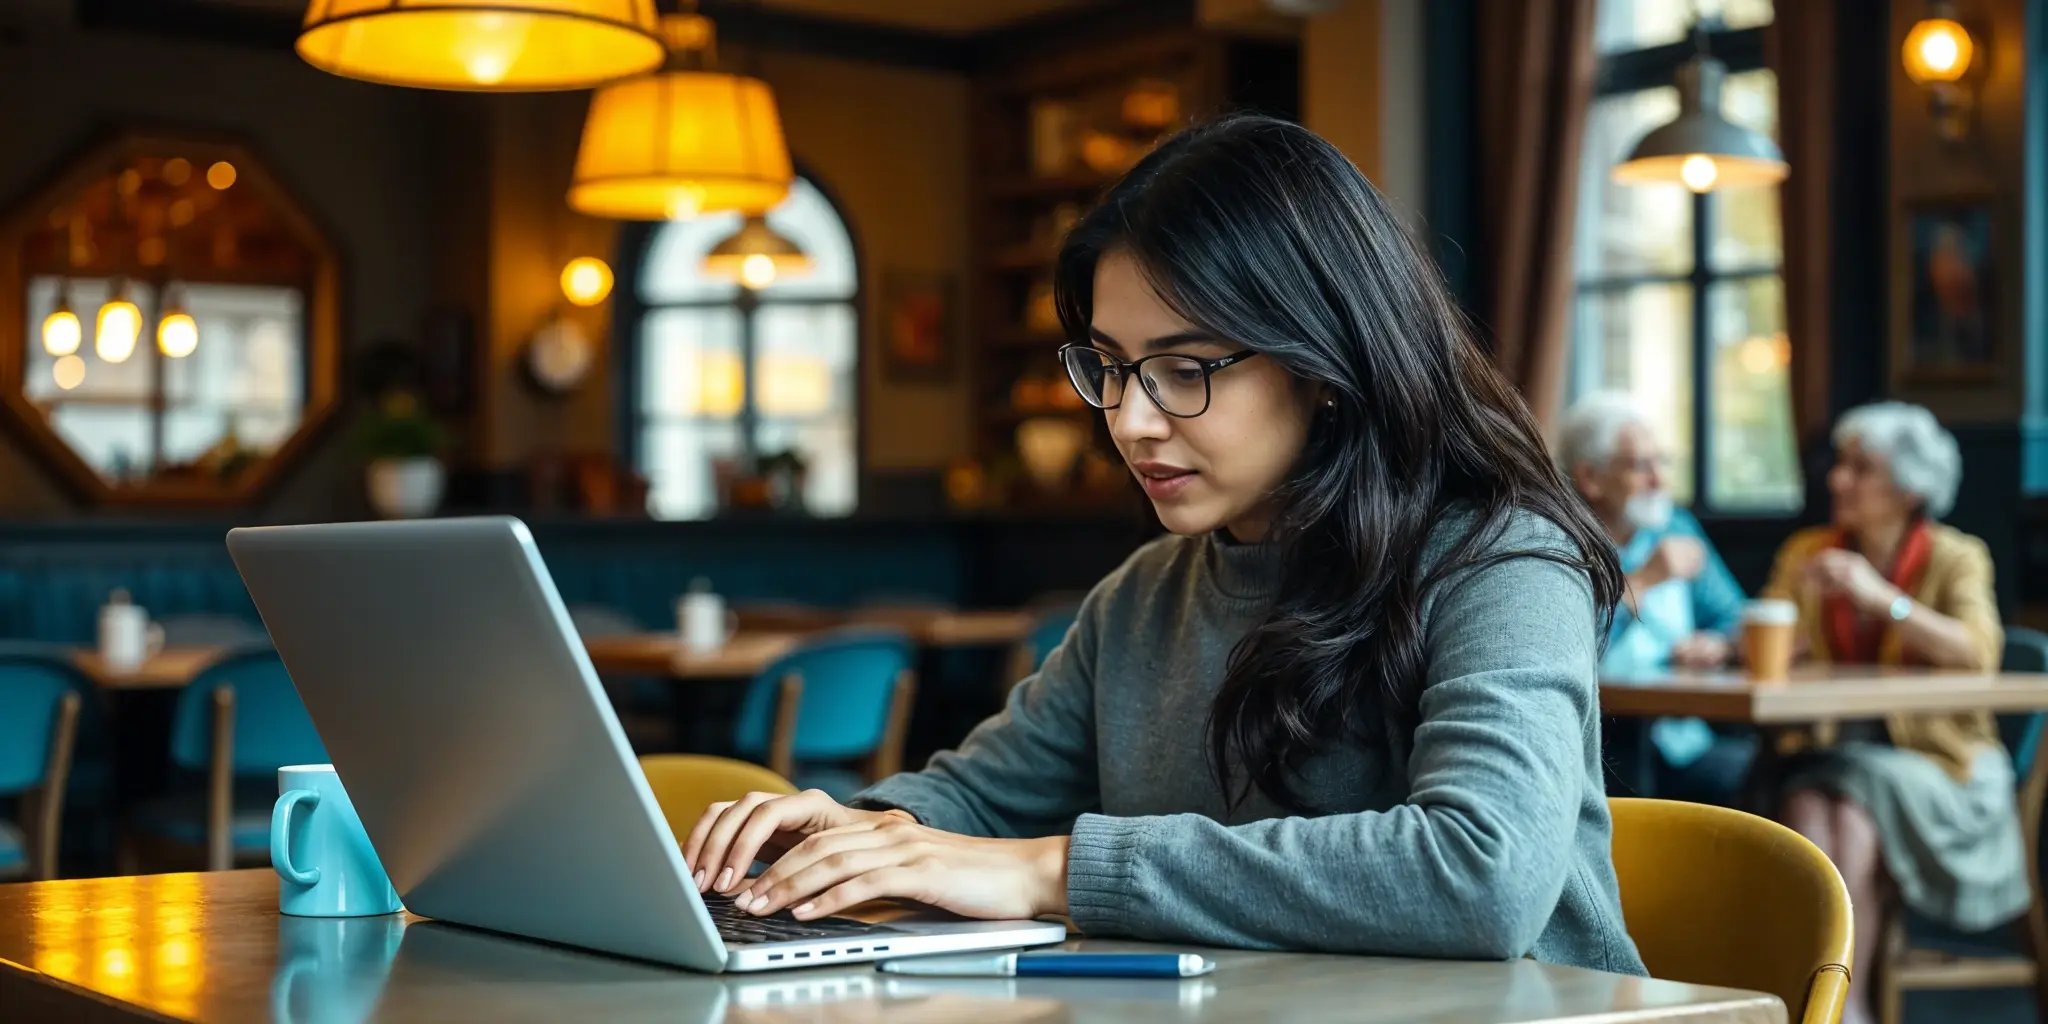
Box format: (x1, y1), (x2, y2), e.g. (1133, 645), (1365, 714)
(568, 14), (794, 220)
(702, 215), (812, 290)
(296, 0), (666, 92)
(1612, 53), (1787, 193)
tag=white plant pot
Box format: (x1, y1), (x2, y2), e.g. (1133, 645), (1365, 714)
(366, 457), (445, 519)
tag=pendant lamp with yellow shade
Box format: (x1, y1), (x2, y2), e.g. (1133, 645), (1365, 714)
(296, 0), (666, 92)
(568, 13), (794, 221)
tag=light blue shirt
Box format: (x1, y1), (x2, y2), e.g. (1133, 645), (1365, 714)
(1602, 508), (1745, 767)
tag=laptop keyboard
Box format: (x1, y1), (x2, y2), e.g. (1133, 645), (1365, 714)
(702, 891), (901, 945)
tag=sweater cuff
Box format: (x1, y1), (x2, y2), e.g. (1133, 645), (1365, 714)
(1065, 813), (1150, 936)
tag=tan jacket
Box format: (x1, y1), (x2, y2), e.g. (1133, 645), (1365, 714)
(1762, 522), (2005, 780)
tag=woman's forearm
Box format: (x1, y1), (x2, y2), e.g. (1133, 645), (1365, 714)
(1872, 590), (1989, 669)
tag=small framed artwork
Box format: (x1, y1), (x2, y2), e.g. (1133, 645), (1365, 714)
(880, 271), (957, 382)
(1902, 200), (1996, 382)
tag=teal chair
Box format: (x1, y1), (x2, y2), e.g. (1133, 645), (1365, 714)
(130, 649), (326, 871)
(732, 630), (916, 799)
(1003, 605), (1081, 698)
(1876, 626), (2048, 1024)
(0, 659), (82, 880)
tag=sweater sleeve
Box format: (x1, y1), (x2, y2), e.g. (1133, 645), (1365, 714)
(1679, 512), (1747, 637)
(1935, 533), (2003, 672)
(850, 594), (1102, 838)
(1063, 543), (1599, 959)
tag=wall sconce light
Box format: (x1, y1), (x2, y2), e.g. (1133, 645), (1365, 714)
(1902, 2), (1980, 140)
(560, 257), (614, 306)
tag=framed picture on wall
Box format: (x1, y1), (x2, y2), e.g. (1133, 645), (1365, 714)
(881, 270), (958, 382)
(1902, 200), (1996, 383)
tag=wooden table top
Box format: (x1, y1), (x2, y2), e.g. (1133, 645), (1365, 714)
(1600, 665), (2048, 724)
(64, 609), (1035, 692)
(70, 647), (233, 691)
(0, 871), (1783, 1024)
(582, 632), (805, 680)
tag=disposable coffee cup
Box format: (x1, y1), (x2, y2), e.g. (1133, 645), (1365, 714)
(1740, 599), (1798, 683)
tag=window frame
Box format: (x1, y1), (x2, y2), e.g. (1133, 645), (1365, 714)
(1579, 22), (1791, 514)
(612, 172), (867, 519)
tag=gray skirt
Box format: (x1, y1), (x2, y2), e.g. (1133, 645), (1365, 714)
(1784, 743), (2030, 932)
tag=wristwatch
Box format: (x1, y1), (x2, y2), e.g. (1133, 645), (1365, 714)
(1887, 594), (1914, 622)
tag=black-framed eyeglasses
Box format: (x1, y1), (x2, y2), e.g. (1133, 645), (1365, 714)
(1058, 344), (1261, 419)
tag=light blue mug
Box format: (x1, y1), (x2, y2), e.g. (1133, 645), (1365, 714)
(272, 764), (402, 917)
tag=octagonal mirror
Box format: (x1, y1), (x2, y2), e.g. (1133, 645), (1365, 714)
(0, 130), (340, 507)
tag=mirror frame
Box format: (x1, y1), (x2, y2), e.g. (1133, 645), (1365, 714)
(0, 129), (342, 508)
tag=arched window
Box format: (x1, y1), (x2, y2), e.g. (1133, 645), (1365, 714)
(625, 176), (858, 520)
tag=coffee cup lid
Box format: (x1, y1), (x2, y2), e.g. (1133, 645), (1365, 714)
(1742, 599), (1798, 625)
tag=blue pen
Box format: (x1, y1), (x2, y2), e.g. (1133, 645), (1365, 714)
(877, 951), (1215, 978)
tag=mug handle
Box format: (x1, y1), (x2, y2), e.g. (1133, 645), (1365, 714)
(145, 622), (166, 658)
(724, 609), (741, 644)
(272, 789), (323, 887)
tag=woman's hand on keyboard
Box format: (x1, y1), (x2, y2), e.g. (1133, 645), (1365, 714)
(684, 789), (909, 896)
(733, 815), (1068, 923)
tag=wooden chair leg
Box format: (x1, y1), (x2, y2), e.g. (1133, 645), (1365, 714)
(1876, 905), (1905, 1024)
(28, 693), (80, 881)
(208, 688), (236, 872)
(864, 670), (917, 784)
(768, 674), (802, 784)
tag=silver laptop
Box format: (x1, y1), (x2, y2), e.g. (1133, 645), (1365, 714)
(226, 516), (1065, 972)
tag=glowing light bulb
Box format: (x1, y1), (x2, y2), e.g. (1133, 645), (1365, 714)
(664, 189), (705, 221)
(206, 161), (237, 190)
(158, 311), (199, 358)
(740, 253), (777, 289)
(42, 305), (81, 356)
(53, 354), (86, 391)
(560, 257), (613, 306)
(456, 13), (526, 86)
(96, 298), (141, 363)
(1679, 154), (1720, 193)
(1903, 18), (1973, 84)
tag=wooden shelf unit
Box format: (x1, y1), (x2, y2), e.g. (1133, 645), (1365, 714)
(966, 26), (1298, 508)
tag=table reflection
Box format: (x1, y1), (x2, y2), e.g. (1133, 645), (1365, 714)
(27, 873), (207, 1020)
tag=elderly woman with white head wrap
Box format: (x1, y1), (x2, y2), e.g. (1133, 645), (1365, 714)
(1763, 401), (2022, 1024)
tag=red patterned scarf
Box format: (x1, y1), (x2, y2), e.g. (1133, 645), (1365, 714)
(1824, 519), (1933, 665)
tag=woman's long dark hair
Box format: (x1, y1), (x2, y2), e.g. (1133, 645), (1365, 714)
(1053, 114), (1622, 813)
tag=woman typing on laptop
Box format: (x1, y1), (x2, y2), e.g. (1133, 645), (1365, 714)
(686, 116), (1645, 975)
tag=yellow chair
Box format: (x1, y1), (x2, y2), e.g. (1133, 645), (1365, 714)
(1611, 797), (1854, 1024)
(638, 754), (798, 845)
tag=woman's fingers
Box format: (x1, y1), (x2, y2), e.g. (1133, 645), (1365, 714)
(716, 790), (844, 893)
(744, 841), (910, 916)
(739, 829), (900, 914)
(688, 791), (790, 892)
(789, 867), (924, 920)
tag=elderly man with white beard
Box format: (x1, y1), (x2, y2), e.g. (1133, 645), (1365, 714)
(1558, 392), (1755, 805)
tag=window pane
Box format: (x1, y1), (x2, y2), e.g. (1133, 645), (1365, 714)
(640, 308), (743, 418)
(639, 178), (856, 304)
(643, 419), (742, 521)
(1571, 283), (1696, 505)
(1709, 70), (1783, 271)
(753, 303), (857, 517)
(1576, 87), (1694, 278)
(1706, 276), (1800, 510)
(1596, 0), (1774, 54)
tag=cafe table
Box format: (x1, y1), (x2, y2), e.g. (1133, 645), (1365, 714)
(1600, 665), (2048, 725)
(0, 870), (1784, 1024)
(1597, 665), (2048, 796)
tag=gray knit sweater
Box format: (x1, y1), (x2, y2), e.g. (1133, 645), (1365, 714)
(856, 511), (1646, 975)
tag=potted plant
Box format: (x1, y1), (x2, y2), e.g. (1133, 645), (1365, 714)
(356, 391), (450, 519)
